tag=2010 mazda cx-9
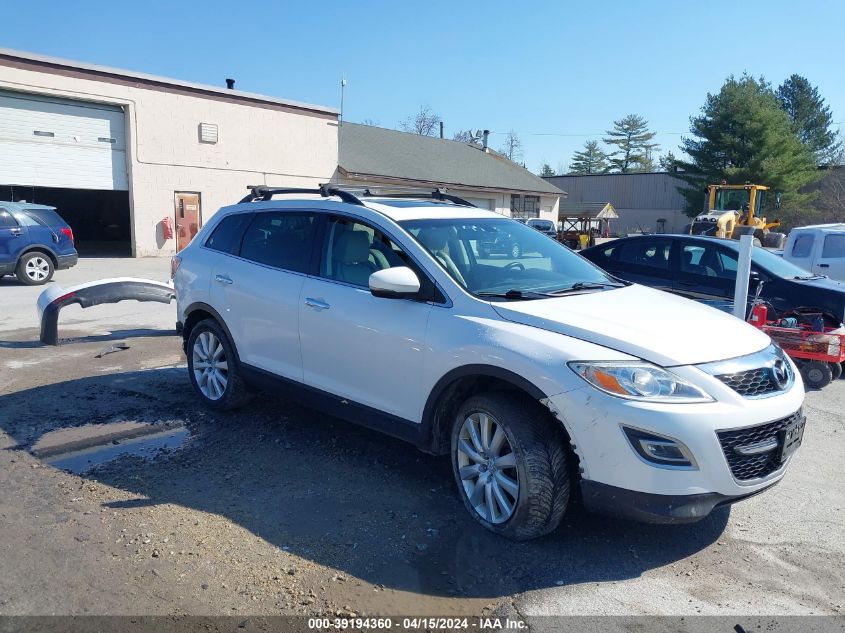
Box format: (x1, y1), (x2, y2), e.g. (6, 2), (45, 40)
(172, 187), (805, 541)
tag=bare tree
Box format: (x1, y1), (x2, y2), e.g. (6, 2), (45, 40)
(452, 129), (475, 143)
(399, 106), (441, 136)
(499, 130), (523, 162)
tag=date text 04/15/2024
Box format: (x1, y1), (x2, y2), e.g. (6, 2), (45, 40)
(307, 617), (526, 630)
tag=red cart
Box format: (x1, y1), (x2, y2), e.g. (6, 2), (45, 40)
(758, 323), (845, 389)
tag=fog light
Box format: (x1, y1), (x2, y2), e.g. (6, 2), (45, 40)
(622, 426), (697, 469)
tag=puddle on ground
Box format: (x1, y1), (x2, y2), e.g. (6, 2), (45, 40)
(32, 421), (190, 474)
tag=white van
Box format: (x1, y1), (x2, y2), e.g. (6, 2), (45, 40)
(782, 224), (845, 280)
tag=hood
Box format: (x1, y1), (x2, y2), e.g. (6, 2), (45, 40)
(491, 284), (770, 367)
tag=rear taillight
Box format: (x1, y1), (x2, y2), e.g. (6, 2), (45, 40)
(170, 256), (182, 279)
(60, 227), (74, 242)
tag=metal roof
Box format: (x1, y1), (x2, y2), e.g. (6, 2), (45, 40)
(339, 123), (565, 196)
(0, 47), (338, 116)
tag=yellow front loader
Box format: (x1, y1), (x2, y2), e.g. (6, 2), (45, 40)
(688, 183), (784, 247)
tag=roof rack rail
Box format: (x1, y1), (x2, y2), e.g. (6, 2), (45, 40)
(239, 184), (364, 206)
(360, 187), (476, 207)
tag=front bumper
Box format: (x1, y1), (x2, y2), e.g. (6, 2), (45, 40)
(580, 479), (778, 524)
(545, 361), (805, 515)
(56, 252), (78, 270)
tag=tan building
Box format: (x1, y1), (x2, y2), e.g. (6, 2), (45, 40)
(0, 48), (339, 256)
(335, 123), (564, 220)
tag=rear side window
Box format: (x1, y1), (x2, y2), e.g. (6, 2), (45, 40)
(618, 240), (670, 270)
(822, 234), (845, 258)
(205, 213), (252, 256)
(240, 212), (319, 273)
(23, 208), (65, 227)
(0, 210), (17, 228)
(791, 234), (814, 258)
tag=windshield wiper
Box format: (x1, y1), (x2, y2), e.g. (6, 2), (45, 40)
(477, 289), (557, 300)
(794, 274), (826, 280)
(550, 281), (625, 294)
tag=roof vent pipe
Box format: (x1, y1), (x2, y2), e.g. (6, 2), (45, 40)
(225, 78), (235, 90)
(482, 130), (490, 153)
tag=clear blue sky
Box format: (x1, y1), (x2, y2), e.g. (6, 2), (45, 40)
(4, 0), (844, 174)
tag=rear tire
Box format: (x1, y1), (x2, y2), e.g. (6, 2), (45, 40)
(16, 252), (54, 285)
(830, 362), (843, 381)
(187, 319), (251, 410)
(801, 361), (832, 389)
(450, 392), (570, 541)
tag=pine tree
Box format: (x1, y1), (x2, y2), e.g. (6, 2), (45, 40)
(538, 163), (556, 177)
(676, 74), (821, 216)
(777, 74), (842, 165)
(569, 141), (609, 174)
(603, 114), (659, 173)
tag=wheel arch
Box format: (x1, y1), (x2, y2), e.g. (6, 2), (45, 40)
(419, 365), (552, 455)
(19, 246), (58, 268)
(182, 302), (239, 359)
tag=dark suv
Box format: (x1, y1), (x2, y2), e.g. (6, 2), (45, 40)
(0, 202), (78, 285)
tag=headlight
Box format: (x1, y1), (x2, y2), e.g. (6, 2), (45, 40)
(568, 361), (713, 403)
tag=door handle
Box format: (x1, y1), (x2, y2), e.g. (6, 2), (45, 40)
(819, 264), (829, 268)
(9, 228), (21, 237)
(214, 274), (233, 285)
(677, 280), (697, 286)
(304, 297), (330, 311)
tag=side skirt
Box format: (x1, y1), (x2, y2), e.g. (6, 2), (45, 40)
(240, 364), (424, 447)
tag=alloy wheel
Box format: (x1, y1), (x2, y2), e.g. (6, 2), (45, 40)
(192, 331), (228, 400)
(456, 412), (520, 524)
(25, 257), (50, 281)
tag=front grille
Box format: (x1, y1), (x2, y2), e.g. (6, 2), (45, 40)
(715, 367), (780, 397)
(716, 410), (802, 481)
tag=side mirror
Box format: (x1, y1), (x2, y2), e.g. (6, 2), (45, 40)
(369, 267), (421, 299)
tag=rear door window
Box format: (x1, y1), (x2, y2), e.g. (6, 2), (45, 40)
(23, 208), (66, 227)
(205, 213), (253, 256)
(618, 240), (671, 270)
(680, 243), (735, 279)
(239, 212), (319, 273)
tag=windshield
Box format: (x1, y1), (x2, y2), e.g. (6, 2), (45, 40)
(751, 244), (821, 278)
(714, 188), (750, 211)
(399, 217), (616, 296)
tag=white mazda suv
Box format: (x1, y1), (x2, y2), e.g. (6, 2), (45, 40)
(172, 186), (805, 541)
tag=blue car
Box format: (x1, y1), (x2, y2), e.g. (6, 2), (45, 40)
(0, 202), (78, 285)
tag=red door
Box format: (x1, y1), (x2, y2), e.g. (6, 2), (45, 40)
(175, 192), (201, 252)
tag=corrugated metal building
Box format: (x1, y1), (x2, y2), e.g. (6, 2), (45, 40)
(543, 172), (694, 234)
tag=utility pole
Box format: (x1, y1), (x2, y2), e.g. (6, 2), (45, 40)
(340, 75), (347, 124)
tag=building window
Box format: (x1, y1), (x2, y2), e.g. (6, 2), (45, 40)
(510, 194), (540, 219)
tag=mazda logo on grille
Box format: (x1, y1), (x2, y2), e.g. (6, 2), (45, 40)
(772, 359), (790, 389)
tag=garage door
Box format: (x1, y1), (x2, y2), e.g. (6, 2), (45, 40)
(465, 197), (493, 210)
(0, 90), (128, 190)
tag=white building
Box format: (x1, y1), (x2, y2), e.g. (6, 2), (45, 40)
(0, 48), (339, 256)
(335, 123), (563, 220)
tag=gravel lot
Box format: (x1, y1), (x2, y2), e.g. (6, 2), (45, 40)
(0, 258), (843, 622)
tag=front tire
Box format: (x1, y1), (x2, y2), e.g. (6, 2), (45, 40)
(451, 393), (570, 541)
(187, 319), (251, 410)
(16, 252), (54, 285)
